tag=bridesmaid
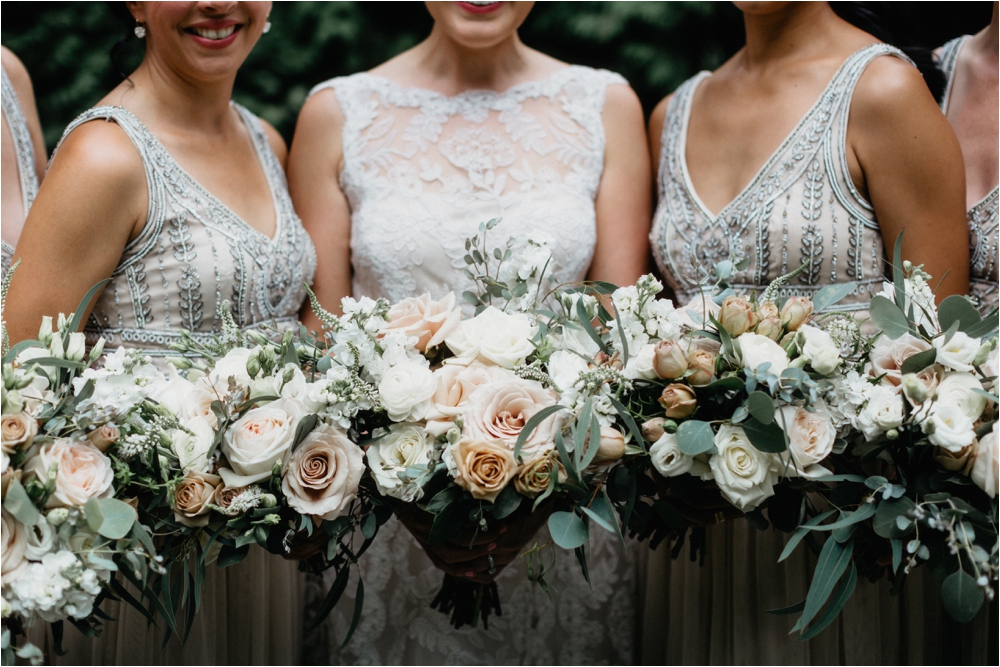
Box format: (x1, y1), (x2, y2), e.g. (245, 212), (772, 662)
(645, 2), (967, 664)
(5, 2), (314, 664)
(1, 46), (46, 280)
(938, 2), (999, 313)
(289, 1), (650, 663)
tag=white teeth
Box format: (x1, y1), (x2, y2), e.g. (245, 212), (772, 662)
(466, 1), (499, 5)
(193, 25), (235, 40)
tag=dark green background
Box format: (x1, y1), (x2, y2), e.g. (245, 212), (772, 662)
(1, 1), (993, 150)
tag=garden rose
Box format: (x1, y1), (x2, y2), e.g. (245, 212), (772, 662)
(514, 452), (567, 498)
(1, 509), (27, 582)
(463, 377), (562, 457)
(209, 346), (255, 389)
(171, 418), (216, 473)
(738, 333), (789, 375)
(718, 296), (758, 336)
(283, 424), (365, 520)
(220, 397), (305, 486)
(653, 340), (688, 380)
(25, 439), (114, 508)
(624, 344), (659, 380)
(780, 297), (814, 331)
(658, 384), (697, 419)
(378, 361), (436, 422)
(424, 362), (510, 435)
(868, 334), (930, 386)
(366, 423), (433, 500)
(151, 367), (220, 427)
(86, 424), (120, 453)
(709, 424), (778, 511)
(970, 423), (998, 498)
(756, 317), (783, 341)
(212, 484), (245, 514)
(933, 331), (981, 373)
(775, 405), (835, 477)
(1, 412), (37, 453)
(381, 292), (462, 353)
(445, 306), (537, 368)
(649, 433), (694, 477)
(172, 471), (221, 527)
(446, 438), (517, 502)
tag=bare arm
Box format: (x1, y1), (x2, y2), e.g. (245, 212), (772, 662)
(1, 47), (46, 181)
(287, 89), (353, 330)
(260, 119), (288, 171)
(848, 56), (969, 300)
(5, 122), (146, 343)
(647, 94), (672, 207)
(587, 84), (651, 288)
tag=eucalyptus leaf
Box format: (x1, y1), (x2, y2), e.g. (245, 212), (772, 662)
(792, 537), (854, 632)
(68, 278), (111, 334)
(938, 295), (981, 333)
(341, 578), (365, 648)
(291, 414), (319, 452)
(308, 564), (351, 631)
(4, 477), (40, 526)
(869, 296), (910, 339)
(96, 498), (136, 539)
(941, 570), (984, 623)
(779, 510), (837, 562)
(743, 417), (787, 453)
(900, 348), (937, 375)
(802, 504), (875, 532)
(548, 511), (588, 549)
(796, 562), (857, 641)
(811, 283), (857, 314)
(85, 497), (104, 533)
(746, 391), (775, 425)
(873, 497), (917, 539)
(513, 405), (566, 461)
(675, 420), (716, 456)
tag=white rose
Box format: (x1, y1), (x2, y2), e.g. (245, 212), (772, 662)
(970, 423), (998, 498)
(209, 347), (254, 390)
(934, 372), (988, 422)
(220, 397), (305, 486)
(365, 423), (434, 500)
(775, 405), (835, 477)
(445, 306), (537, 368)
(24, 439), (114, 508)
(797, 326), (842, 376)
(737, 333), (789, 375)
(1, 509), (28, 582)
(150, 367), (219, 427)
(171, 417), (217, 473)
(649, 433), (694, 477)
(933, 331), (980, 373)
(922, 403), (976, 453)
(623, 344), (659, 380)
(378, 362), (436, 422)
(855, 385), (904, 440)
(709, 424), (778, 511)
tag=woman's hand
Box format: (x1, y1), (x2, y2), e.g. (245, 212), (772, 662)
(396, 501), (554, 585)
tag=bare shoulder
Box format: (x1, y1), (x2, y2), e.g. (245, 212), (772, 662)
(603, 83), (643, 123)
(297, 86), (346, 132)
(1, 46), (31, 90)
(51, 119), (145, 190)
(258, 118), (288, 165)
(852, 54), (937, 121)
(648, 94), (673, 142)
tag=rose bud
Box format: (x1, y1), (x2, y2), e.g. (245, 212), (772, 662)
(87, 424), (120, 453)
(756, 317), (783, 341)
(718, 296), (759, 337)
(642, 418), (666, 442)
(515, 453), (567, 498)
(686, 348), (716, 386)
(658, 383), (697, 419)
(88, 337), (106, 362)
(653, 340), (688, 380)
(592, 427), (626, 465)
(756, 301), (779, 321)
(780, 297), (814, 331)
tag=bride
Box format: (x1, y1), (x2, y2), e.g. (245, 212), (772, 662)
(288, 1), (650, 663)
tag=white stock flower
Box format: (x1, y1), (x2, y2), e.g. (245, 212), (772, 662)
(150, 367), (218, 427)
(796, 326), (842, 376)
(365, 423), (434, 501)
(72, 347), (160, 418)
(377, 362), (436, 422)
(445, 307), (537, 368)
(737, 333), (789, 375)
(709, 424), (778, 511)
(546, 350), (591, 403)
(933, 331), (981, 373)
(922, 403), (976, 453)
(7, 550), (101, 622)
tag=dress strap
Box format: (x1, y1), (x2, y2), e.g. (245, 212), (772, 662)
(938, 35), (971, 113)
(657, 72), (709, 191)
(1, 66), (39, 212)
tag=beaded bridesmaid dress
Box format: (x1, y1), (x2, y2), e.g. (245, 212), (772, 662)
(49, 104), (316, 665)
(1, 65), (39, 280)
(303, 65), (640, 665)
(645, 44), (954, 664)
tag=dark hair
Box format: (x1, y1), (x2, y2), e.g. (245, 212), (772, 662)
(830, 2), (945, 103)
(107, 1), (144, 81)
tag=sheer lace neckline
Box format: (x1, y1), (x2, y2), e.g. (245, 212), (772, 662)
(679, 44), (878, 220)
(94, 104), (282, 243)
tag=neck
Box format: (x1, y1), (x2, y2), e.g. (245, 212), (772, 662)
(412, 23), (529, 92)
(740, 3), (838, 68)
(979, 2), (999, 53)
(128, 56), (236, 133)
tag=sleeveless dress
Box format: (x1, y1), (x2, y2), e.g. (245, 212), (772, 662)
(303, 65), (640, 665)
(47, 104), (316, 665)
(645, 44), (966, 664)
(1, 65), (39, 280)
(939, 35), (999, 314)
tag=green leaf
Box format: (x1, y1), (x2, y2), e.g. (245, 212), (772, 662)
(28, 357), (87, 370)
(610, 303), (630, 367)
(425, 484), (462, 515)
(69, 278), (111, 334)
(811, 474), (866, 483)
(491, 484), (522, 519)
(217, 544), (250, 568)
(743, 417), (787, 453)
(767, 599), (806, 615)
(2, 339), (44, 365)
(291, 414), (319, 452)
(309, 564), (351, 631)
(361, 513), (376, 540)
(4, 477), (40, 526)
(801, 504), (875, 532)
(779, 509), (837, 562)
(96, 498), (137, 539)
(941, 570), (984, 623)
(811, 283), (857, 313)
(792, 537), (854, 632)
(869, 296), (910, 339)
(580, 505), (615, 533)
(514, 404), (566, 462)
(577, 299), (611, 359)
(607, 394), (646, 453)
(938, 295), (981, 333)
(130, 522), (156, 556)
(873, 497), (917, 539)
(891, 232), (906, 310)
(891, 538), (903, 574)
(900, 348), (937, 375)
(428, 501), (469, 544)
(340, 578), (365, 648)
(964, 315), (999, 339)
(601, 487), (628, 551)
(85, 496), (104, 533)
(548, 511), (588, 549)
(746, 391), (775, 425)
(796, 562), (857, 641)
(675, 420), (715, 455)
(697, 377), (744, 394)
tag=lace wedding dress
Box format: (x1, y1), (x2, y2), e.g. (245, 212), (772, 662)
(46, 104), (315, 665)
(1, 64), (39, 280)
(303, 65), (640, 665)
(645, 44), (962, 664)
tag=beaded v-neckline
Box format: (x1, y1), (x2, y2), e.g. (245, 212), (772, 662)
(679, 46), (873, 221)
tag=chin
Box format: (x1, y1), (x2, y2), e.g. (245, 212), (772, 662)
(426, 1), (534, 47)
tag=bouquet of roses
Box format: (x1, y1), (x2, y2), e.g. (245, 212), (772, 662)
(1, 276), (161, 664)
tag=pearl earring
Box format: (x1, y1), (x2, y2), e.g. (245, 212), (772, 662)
(134, 22), (146, 39)
(263, 20), (272, 34)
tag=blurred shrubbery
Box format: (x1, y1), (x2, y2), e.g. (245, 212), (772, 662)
(1, 2), (991, 150)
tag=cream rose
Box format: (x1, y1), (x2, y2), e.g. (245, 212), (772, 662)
(1, 412), (38, 454)
(653, 340), (688, 380)
(658, 383), (697, 419)
(738, 333), (789, 375)
(649, 433), (695, 477)
(25, 439), (114, 508)
(780, 297), (814, 331)
(171, 417), (217, 473)
(797, 326), (842, 376)
(208, 347), (254, 391)
(86, 424), (121, 453)
(709, 424), (778, 511)
(377, 361), (436, 422)
(685, 343), (717, 386)
(445, 306), (537, 368)
(365, 423), (433, 500)
(775, 405), (835, 477)
(591, 427), (626, 465)
(868, 334), (931, 386)
(933, 331), (981, 373)
(971, 423), (998, 498)
(424, 362), (510, 435)
(718, 296), (759, 337)
(624, 344), (659, 381)
(462, 377), (563, 457)
(514, 452), (567, 497)
(380, 293), (462, 353)
(934, 372), (988, 422)
(220, 397), (305, 486)
(172, 471), (221, 527)
(282, 424), (365, 520)
(446, 438), (517, 502)
(1, 509), (28, 582)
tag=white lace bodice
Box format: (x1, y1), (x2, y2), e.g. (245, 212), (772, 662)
(2, 65), (39, 281)
(939, 35), (999, 313)
(651, 45), (910, 311)
(311, 66), (626, 310)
